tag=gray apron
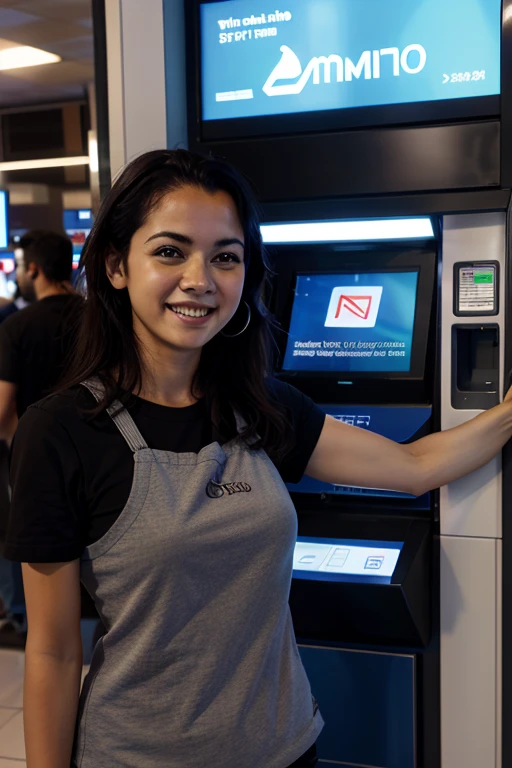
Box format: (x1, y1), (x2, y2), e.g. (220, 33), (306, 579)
(73, 382), (323, 768)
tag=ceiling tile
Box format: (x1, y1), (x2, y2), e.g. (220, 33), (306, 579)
(44, 34), (93, 61)
(0, 19), (90, 48)
(0, 8), (42, 26)
(14, 0), (92, 24)
(4, 59), (93, 84)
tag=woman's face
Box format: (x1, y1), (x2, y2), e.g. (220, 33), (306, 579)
(108, 184), (246, 359)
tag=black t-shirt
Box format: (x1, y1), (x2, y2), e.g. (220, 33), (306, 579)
(0, 294), (83, 417)
(4, 380), (325, 563)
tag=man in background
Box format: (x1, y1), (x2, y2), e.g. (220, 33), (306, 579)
(0, 230), (82, 646)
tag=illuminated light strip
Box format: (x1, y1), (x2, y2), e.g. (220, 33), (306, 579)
(0, 156), (90, 171)
(0, 45), (61, 71)
(260, 218), (435, 243)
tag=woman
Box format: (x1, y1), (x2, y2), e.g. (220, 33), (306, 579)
(5, 149), (512, 768)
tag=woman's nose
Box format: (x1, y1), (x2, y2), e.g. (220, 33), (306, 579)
(179, 255), (215, 293)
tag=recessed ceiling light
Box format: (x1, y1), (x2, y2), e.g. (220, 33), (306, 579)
(0, 42), (61, 71)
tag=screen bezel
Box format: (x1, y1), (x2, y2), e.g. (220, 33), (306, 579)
(268, 245), (436, 390)
(189, 0), (502, 142)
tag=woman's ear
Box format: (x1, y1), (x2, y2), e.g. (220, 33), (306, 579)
(105, 251), (127, 290)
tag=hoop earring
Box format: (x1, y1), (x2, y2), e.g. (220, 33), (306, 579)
(221, 301), (251, 338)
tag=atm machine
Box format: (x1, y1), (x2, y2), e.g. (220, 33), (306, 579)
(261, 217), (505, 768)
(182, 0), (512, 765)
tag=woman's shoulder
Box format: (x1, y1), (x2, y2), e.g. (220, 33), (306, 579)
(265, 377), (314, 410)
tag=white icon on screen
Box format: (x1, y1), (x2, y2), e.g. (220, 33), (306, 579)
(325, 286), (383, 328)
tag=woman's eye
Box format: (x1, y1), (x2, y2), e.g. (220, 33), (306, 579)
(213, 252), (241, 265)
(154, 245), (184, 260)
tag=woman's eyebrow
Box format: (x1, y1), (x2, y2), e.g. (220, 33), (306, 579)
(145, 231), (192, 245)
(145, 232), (244, 248)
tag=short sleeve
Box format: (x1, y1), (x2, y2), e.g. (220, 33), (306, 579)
(268, 379), (325, 484)
(4, 405), (85, 562)
(0, 319), (19, 383)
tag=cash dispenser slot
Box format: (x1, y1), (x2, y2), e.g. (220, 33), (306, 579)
(452, 323), (499, 410)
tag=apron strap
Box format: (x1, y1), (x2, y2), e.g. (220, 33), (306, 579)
(81, 378), (148, 453)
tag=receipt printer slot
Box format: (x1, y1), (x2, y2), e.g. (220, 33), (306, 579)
(452, 324), (499, 410)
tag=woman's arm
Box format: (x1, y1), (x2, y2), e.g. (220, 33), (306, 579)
(305, 396), (512, 497)
(22, 559), (83, 768)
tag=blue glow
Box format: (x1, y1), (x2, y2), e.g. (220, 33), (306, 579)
(283, 271), (419, 373)
(0, 191), (8, 249)
(200, 0), (501, 122)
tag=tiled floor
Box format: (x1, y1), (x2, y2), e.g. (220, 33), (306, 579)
(0, 649), (90, 767)
(0, 649), (25, 766)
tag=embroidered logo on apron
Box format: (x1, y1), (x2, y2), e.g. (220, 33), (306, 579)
(206, 479), (252, 498)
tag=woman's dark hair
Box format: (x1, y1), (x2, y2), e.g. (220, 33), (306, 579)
(62, 149), (291, 457)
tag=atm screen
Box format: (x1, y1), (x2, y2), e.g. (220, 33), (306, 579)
(282, 271), (419, 373)
(293, 537), (403, 584)
(199, 0), (501, 124)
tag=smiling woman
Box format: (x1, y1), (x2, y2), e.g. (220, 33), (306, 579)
(5, 149), (512, 768)
(63, 149), (289, 441)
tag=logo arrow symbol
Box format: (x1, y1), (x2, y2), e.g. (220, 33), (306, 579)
(442, 74), (450, 84)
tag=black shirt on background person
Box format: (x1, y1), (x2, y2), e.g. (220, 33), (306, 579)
(0, 293), (82, 418)
(0, 230), (82, 646)
(0, 230), (82, 435)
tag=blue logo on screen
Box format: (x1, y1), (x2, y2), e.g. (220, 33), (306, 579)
(282, 272), (419, 374)
(200, 0), (501, 122)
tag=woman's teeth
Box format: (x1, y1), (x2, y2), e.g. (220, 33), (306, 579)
(170, 305), (210, 318)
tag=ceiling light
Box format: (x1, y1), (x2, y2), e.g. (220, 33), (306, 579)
(0, 43), (60, 71)
(260, 218), (435, 243)
(0, 157), (89, 171)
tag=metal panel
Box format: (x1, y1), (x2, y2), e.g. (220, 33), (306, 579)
(205, 122), (500, 203)
(121, 0), (167, 163)
(298, 645), (415, 768)
(440, 535), (498, 768)
(104, 0), (171, 179)
(440, 213), (506, 539)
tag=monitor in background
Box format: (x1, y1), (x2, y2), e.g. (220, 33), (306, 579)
(0, 190), (8, 250)
(283, 271), (419, 375)
(63, 209), (92, 265)
(197, 0), (501, 138)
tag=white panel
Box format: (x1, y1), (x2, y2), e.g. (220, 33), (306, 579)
(105, 0), (125, 180)
(441, 535), (498, 768)
(121, 0), (167, 163)
(440, 214), (506, 539)
(105, 0), (175, 179)
(496, 539), (502, 768)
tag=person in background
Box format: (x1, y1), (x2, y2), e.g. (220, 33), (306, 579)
(0, 251), (31, 636)
(0, 230), (82, 647)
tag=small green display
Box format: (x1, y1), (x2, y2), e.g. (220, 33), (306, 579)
(474, 272), (493, 284)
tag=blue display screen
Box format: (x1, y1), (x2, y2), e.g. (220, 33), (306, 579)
(283, 271), (419, 373)
(0, 191), (8, 249)
(293, 537), (404, 584)
(200, 0), (501, 122)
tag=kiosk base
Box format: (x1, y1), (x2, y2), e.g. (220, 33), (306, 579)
(299, 644), (415, 768)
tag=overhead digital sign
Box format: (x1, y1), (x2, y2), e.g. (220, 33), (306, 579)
(200, 0), (502, 122)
